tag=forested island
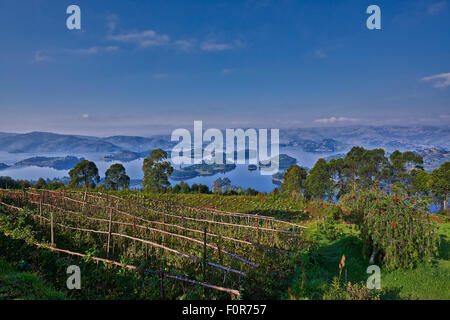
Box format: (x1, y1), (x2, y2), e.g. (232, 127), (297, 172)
(171, 162), (237, 180)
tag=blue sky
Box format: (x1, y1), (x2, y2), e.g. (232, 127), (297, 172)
(0, 0), (449, 136)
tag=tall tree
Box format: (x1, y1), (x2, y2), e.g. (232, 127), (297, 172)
(304, 158), (331, 200)
(389, 150), (423, 184)
(34, 177), (47, 189)
(105, 163), (130, 190)
(430, 161), (449, 212)
(69, 160), (100, 189)
(142, 149), (174, 193)
(281, 164), (307, 197)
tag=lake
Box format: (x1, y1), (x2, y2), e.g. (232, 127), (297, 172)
(0, 149), (339, 193)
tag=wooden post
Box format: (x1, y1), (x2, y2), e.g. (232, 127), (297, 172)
(159, 270), (165, 299)
(255, 214), (259, 244)
(50, 211), (54, 247)
(39, 192), (43, 225)
(106, 207), (113, 259)
(133, 212), (136, 255)
(203, 225), (207, 282)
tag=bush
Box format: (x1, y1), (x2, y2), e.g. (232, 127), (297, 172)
(326, 206), (343, 221)
(317, 216), (343, 240)
(340, 188), (439, 270)
(323, 278), (380, 300)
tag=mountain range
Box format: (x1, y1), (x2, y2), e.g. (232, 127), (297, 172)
(0, 125), (448, 156)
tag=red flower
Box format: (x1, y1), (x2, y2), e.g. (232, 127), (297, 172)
(393, 222), (397, 228)
(374, 185), (377, 189)
(395, 197), (398, 201)
(376, 180), (380, 183)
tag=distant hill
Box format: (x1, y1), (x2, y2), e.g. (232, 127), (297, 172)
(102, 135), (174, 152)
(0, 126), (448, 157)
(15, 156), (85, 170)
(281, 125), (450, 151)
(281, 138), (346, 152)
(0, 132), (176, 154)
(0, 163), (10, 171)
(0, 132), (120, 153)
(414, 148), (450, 171)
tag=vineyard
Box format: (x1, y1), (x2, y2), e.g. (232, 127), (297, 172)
(0, 188), (308, 299)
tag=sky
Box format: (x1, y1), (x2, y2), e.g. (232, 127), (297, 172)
(0, 0), (449, 136)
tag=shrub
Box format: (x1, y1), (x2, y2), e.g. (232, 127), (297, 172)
(317, 216), (343, 240)
(323, 278), (380, 300)
(340, 187), (439, 270)
(326, 206), (343, 221)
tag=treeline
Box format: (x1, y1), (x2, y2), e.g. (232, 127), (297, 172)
(280, 146), (449, 211)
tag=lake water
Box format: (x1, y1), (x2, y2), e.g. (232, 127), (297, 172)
(0, 149), (338, 193)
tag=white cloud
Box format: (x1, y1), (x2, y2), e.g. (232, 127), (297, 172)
(108, 30), (170, 47)
(33, 51), (49, 63)
(439, 114), (450, 119)
(200, 40), (245, 52)
(314, 116), (359, 124)
(428, 1), (447, 14)
(66, 46), (118, 55)
(422, 72), (450, 88)
(82, 114), (89, 119)
(173, 39), (195, 52)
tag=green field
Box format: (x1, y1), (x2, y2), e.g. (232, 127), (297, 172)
(0, 190), (448, 300)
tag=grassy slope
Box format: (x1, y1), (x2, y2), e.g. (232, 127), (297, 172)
(0, 258), (65, 300)
(291, 222), (450, 300)
(380, 223), (450, 300)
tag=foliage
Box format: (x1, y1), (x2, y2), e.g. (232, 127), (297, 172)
(281, 165), (307, 197)
(304, 159), (331, 200)
(68, 160), (100, 189)
(430, 161), (450, 211)
(323, 278), (380, 300)
(340, 186), (439, 269)
(142, 149), (174, 193)
(317, 216), (343, 240)
(105, 163), (130, 190)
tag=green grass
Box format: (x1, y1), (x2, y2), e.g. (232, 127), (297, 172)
(380, 223), (450, 300)
(0, 258), (65, 300)
(289, 222), (450, 300)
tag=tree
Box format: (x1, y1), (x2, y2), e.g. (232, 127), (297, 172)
(281, 165), (308, 197)
(198, 184), (210, 194)
(47, 181), (65, 190)
(179, 181), (191, 193)
(34, 178), (47, 189)
(304, 158), (331, 200)
(389, 150), (423, 185)
(410, 170), (431, 196)
(430, 161), (450, 212)
(105, 163), (130, 190)
(68, 160), (100, 189)
(142, 149), (174, 193)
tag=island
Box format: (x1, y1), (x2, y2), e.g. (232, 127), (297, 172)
(171, 163), (236, 180)
(15, 156), (84, 170)
(102, 150), (148, 162)
(271, 171), (284, 185)
(259, 154), (297, 170)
